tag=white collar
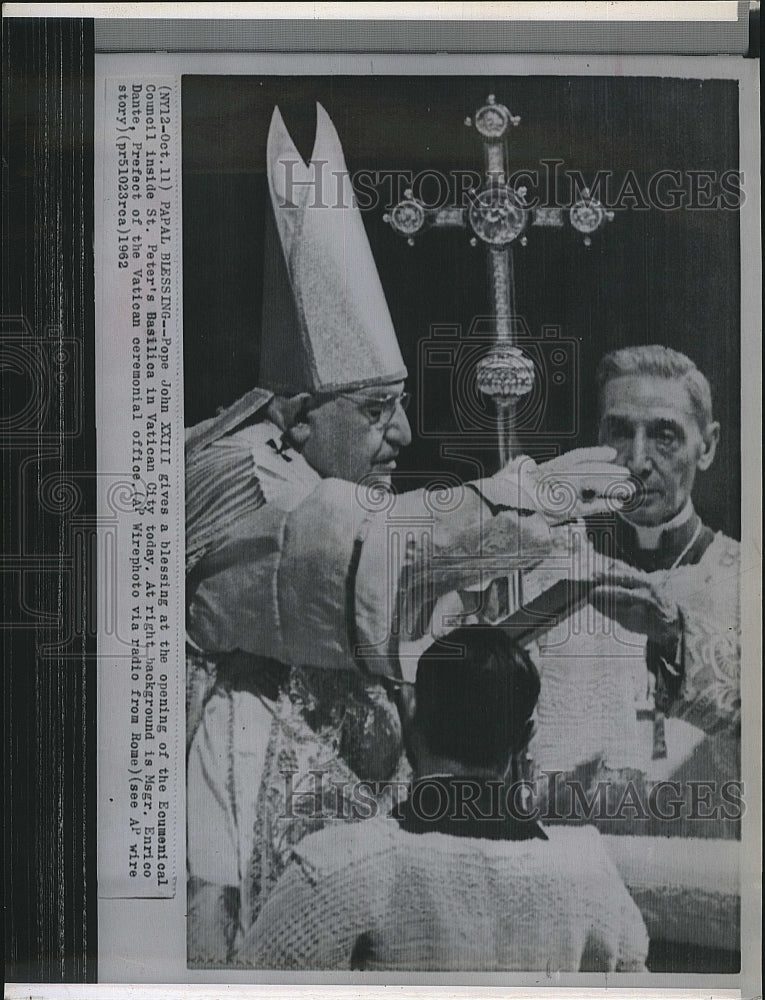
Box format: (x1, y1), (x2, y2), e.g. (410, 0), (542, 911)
(621, 498), (695, 550)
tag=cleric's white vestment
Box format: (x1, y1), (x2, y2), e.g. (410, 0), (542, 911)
(237, 819), (649, 972)
(528, 507), (740, 839)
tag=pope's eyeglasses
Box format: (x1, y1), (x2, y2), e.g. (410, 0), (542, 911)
(337, 391), (412, 429)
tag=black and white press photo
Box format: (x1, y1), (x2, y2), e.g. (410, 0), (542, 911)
(91, 53), (759, 988)
(181, 72), (743, 973)
(3, 6), (762, 997)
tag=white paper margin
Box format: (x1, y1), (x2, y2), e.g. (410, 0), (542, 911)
(85, 51), (761, 998)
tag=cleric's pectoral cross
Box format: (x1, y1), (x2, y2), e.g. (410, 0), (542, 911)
(636, 705), (669, 761)
(385, 93), (614, 467)
(639, 657), (672, 760)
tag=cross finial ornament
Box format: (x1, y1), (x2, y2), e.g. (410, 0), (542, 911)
(385, 94), (614, 465)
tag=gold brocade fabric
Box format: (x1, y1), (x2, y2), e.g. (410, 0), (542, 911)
(241, 665), (409, 934)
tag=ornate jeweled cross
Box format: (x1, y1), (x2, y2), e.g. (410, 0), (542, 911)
(385, 94), (614, 467)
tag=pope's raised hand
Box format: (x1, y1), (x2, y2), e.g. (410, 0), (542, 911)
(477, 446), (634, 524)
(529, 447), (635, 522)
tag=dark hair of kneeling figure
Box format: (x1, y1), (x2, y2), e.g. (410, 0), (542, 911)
(349, 628), (547, 972)
(392, 625), (547, 842)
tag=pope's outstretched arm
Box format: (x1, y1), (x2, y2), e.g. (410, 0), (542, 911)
(186, 475), (553, 672)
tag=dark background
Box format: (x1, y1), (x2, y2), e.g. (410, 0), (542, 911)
(183, 75), (741, 539)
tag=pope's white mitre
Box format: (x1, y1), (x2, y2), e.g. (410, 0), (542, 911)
(259, 103), (407, 395)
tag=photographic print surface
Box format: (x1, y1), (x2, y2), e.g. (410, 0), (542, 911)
(92, 53), (759, 989)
